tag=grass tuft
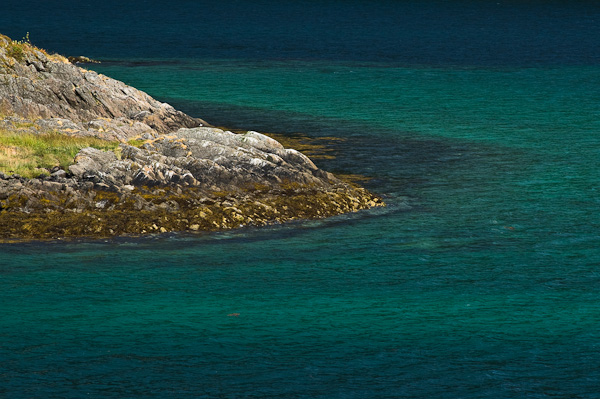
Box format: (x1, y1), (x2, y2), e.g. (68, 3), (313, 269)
(0, 128), (119, 178)
(4, 33), (31, 62)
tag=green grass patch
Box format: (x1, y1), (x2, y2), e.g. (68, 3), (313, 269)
(6, 41), (26, 62)
(0, 128), (119, 178)
(4, 33), (31, 62)
(126, 138), (147, 148)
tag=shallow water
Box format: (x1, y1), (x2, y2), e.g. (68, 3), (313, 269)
(2, 1), (600, 397)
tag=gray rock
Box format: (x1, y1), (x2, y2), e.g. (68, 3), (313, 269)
(63, 127), (340, 194)
(68, 147), (118, 178)
(1, 35), (207, 139)
(50, 169), (67, 179)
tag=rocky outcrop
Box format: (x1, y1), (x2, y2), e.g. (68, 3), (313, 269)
(0, 34), (384, 240)
(0, 34), (204, 141)
(67, 128), (337, 192)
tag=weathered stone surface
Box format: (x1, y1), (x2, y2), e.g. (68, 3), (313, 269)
(61, 127), (342, 193)
(0, 34), (205, 140)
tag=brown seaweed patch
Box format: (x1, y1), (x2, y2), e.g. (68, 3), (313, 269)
(0, 185), (384, 241)
(221, 127), (340, 160)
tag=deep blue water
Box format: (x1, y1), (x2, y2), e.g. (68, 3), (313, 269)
(2, 1), (600, 398)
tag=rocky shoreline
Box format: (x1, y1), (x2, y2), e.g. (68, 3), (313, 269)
(0, 33), (383, 241)
(0, 127), (383, 240)
(0, 175), (381, 240)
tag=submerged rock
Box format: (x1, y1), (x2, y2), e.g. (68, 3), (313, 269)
(67, 55), (100, 64)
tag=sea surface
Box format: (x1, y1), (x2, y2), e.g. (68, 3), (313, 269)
(2, 1), (600, 397)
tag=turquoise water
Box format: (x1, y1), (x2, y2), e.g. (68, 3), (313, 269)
(2, 1), (600, 397)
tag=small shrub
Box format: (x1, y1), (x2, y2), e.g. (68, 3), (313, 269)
(6, 42), (25, 61)
(6, 33), (31, 62)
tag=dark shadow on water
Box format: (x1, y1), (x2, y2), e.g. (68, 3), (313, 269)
(165, 97), (493, 190)
(0, 98), (525, 252)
